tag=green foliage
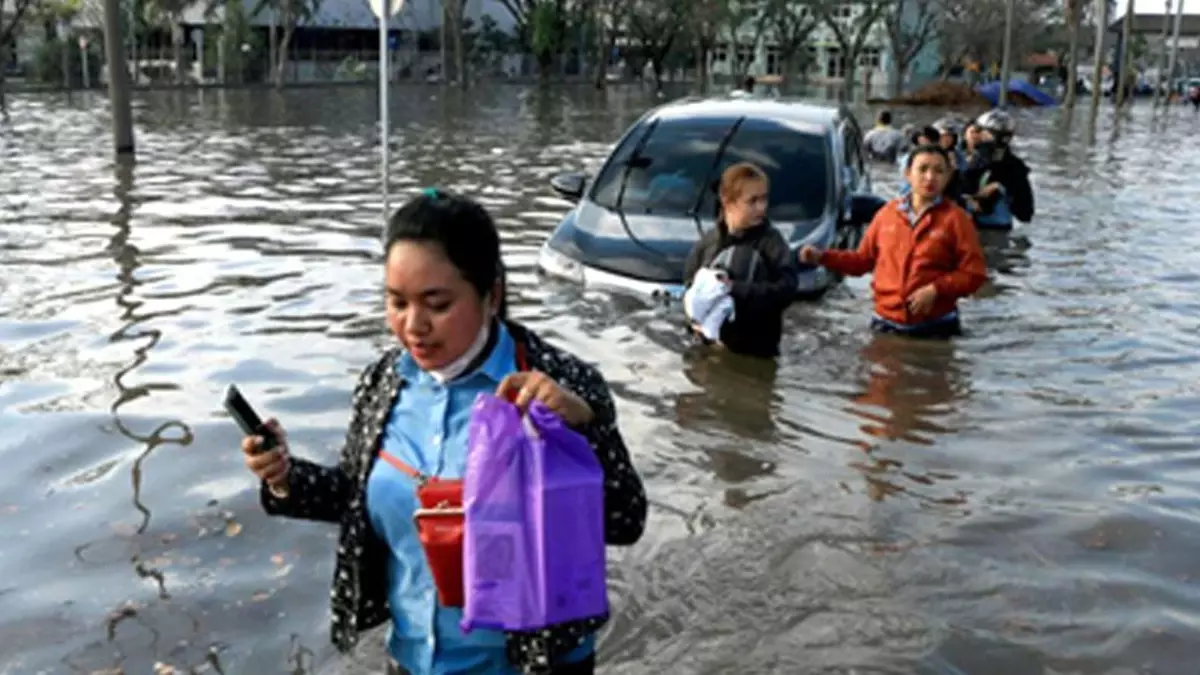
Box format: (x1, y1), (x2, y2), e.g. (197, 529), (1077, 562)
(33, 37), (103, 86)
(530, 0), (562, 57)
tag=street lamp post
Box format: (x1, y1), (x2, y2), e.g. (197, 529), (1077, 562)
(367, 0), (404, 236)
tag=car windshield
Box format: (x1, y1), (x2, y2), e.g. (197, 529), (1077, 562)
(590, 116), (832, 223)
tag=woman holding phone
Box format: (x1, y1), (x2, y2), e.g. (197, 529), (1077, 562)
(240, 189), (648, 675)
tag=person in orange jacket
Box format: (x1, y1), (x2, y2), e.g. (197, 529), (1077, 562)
(799, 144), (987, 339)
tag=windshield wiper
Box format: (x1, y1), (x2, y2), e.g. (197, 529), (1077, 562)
(687, 117), (746, 236)
(611, 120), (669, 260)
(613, 120), (659, 215)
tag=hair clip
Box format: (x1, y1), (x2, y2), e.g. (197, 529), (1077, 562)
(422, 187), (441, 200)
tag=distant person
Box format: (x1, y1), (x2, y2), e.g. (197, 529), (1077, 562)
(862, 110), (905, 163)
(933, 117), (967, 171)
(731, 75), (757, 98)
(961, 109), (1035, 230)
(799, 145), (987, 339)
(683, 162), (799, 357)
(1188, 83), (1200, 111)
(897, 125), (940, 170)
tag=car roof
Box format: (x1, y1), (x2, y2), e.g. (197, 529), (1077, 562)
(645, 96), (850, 135)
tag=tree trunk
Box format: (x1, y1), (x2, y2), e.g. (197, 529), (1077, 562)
(1064, 9), (1080, 106)
(452, 1), (467, 88)
(592, 24), (608, 89)
(0, 39), (8, 117)
(889, 47), (904, 98)
(696, 44), (709, 92)
(651, 57), (663, 91)
(172, 22), (184, 85)
(274, 24), (293, 88)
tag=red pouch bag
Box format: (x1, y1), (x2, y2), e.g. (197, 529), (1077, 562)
(377, 343), (530, 608)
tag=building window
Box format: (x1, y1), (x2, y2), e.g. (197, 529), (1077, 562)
(834, 4), (853, 19)
(766, 47), (780, 75)
(736, 45), (754, 70)
(825, 48), (845, 78)
(857, 47), (881, 71)
(714, 45), (728, 63)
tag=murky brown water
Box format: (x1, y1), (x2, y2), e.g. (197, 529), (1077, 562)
(3, 86), (1200, 675)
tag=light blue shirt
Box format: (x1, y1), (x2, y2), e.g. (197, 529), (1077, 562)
(365, 323), (594, 675)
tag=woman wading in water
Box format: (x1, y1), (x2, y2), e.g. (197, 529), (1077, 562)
(241, 190), (648, 675)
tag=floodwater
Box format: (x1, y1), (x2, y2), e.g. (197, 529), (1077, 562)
(2, 85), (1199, 675)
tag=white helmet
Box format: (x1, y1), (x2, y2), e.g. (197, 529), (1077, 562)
(975, 109), (1016, 139)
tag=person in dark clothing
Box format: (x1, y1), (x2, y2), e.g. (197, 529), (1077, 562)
(961, 109), (1035, 230)
(683, 162), (799, 358)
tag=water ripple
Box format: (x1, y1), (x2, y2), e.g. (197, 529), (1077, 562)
(2, 88), (1199, 674)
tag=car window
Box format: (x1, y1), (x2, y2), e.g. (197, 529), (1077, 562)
(590, 118), (734, 217)
(592, 117), (832, 223)
(697, 120), (832, 222)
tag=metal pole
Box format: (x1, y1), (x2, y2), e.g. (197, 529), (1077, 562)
(81, 39), (91, 88)
(1089, 0), (1110, 115)
(379, 0), (390, 229)
(999, 0), (1016, 107)
(128, 0), (137, 86)
(102, 0), (136, 156)
(1167, 0), (1185, 97)
(1155, 0), (1172, 106)
(1116, 0), (1135, 107)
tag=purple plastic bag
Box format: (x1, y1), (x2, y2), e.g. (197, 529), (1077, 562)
(460, 394), (608, 633)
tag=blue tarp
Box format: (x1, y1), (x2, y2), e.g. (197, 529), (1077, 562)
(976, 80), (1058, 107)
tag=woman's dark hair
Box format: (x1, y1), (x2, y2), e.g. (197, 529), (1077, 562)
(912, 125), (940, 146)
(384, 188), (508, 318)
(904, 143), (951, 169)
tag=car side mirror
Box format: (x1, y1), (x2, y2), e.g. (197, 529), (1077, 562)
(843, 193), (887, 228)
(549, 172), (587, 201)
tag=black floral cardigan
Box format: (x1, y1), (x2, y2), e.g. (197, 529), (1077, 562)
(259, 321), (648, 674)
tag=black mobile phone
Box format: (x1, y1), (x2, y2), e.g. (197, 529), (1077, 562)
(224, 385), (279, 454)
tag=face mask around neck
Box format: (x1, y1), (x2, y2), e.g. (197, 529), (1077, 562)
(427, 319), (491, 384)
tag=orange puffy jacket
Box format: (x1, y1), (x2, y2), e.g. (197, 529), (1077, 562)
(821, 198), (987, 326)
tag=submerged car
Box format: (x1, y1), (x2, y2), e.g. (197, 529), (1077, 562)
(537, 97), (887, 300)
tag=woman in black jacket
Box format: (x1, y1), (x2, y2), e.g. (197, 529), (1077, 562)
(683, 162), (798, 358)
(240, 189), (648, 675)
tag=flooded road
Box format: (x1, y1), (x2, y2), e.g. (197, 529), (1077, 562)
(3, 86), (1200, 675)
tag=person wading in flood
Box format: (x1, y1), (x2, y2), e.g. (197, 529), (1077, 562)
(241, 189), (647, 675)
(862, 110), (905, 163)
(799, 145), (987, 339)
(961, 109), (1035, 230)
(683, 162), (799, 357)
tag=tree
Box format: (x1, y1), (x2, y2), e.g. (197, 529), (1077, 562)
(723, 0), (768, 79)
(766, 0), (818, 90)
(882, 0), (938, 97)
(529, 0), (567, 78)
(935, 0), (1061, 80)
(590, 0), (628, 88)
(1063, 0), (1083, 106)
(442, 0), (468, 87)
(252, 0), (321, 88)
(626, 0), (686, 91)
(143, 0), (196, 84)
(686, 0), (731, 92)
(0, 0), (41, 116)
(811, 0), (890, 99)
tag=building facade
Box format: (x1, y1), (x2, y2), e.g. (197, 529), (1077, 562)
(181, 0), (517, 33)
(705, 1), (938, 90)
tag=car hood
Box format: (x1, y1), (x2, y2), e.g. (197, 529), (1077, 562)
(547, 201), (705, 283)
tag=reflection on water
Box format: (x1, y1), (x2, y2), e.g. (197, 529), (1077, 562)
(3, 87), (1200, 674)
